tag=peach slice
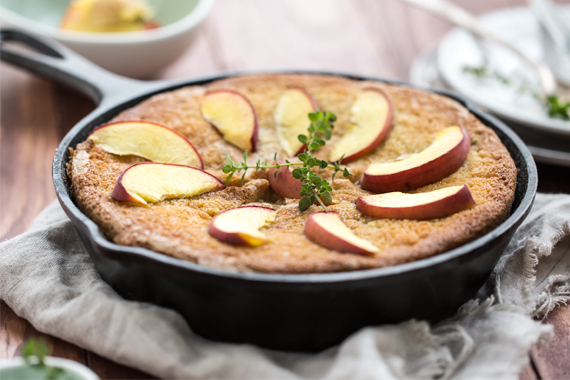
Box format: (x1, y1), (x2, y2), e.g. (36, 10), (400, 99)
(89, 121), (203, 169)
(267, 160), (303, 199)
(201, 89), (258, 152)
(267, 161), (337, 204)
(304, 212), (379, 256)
(60, 0), (156, 33)
(330, 88), (393, 164)
(356, 185), (475, 220)
(209, 206), (276, 247)
(361, 125), (471, 193)
(111, 163), (225, 206)
(274, 86), (319, 156)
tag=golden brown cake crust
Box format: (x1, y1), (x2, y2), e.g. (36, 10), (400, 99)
(69, 74), (517, 273)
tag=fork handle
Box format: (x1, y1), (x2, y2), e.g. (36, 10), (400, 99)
(401, 0), (557, 95)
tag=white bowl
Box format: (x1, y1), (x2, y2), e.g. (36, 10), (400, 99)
(0, 357), (99, 380)
(0, 0), (215, 78)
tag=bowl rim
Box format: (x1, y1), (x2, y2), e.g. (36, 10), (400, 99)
(53, 71), (538, 285)
(0, 357), (99, 380)
(0, 0), (215, 44)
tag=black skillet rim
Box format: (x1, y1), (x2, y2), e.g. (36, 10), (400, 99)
(52, 70), (538, 284)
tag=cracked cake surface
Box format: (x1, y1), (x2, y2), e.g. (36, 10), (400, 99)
(69, 74), (517, 273)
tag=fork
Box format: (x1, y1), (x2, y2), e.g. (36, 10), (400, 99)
(401, 0), (558, 96)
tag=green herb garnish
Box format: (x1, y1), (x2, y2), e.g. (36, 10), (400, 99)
(223, 111), (351, 212)
(545, 94), (570, 119)
(463, 62), (570, 121)
(21, 338), (64, 380)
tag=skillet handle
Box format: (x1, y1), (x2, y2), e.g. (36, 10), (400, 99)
(0, 29), (152, 105)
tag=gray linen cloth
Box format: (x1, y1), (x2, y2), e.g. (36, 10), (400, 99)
(1, 193), (569, 379)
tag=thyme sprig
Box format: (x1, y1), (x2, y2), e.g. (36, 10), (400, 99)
(222, 111), (351, 212)
(463, 62), (570, 120)
(545, 94), (570, 120)
(21, 338), (64, 380)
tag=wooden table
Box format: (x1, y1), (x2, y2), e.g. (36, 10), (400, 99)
(1, 1), (569, 378)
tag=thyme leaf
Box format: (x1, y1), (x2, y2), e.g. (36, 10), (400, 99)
(223, 111), (351, 211)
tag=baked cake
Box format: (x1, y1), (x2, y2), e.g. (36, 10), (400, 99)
(69, 74), (517, 273)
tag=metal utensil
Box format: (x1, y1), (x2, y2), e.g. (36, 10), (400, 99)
(401, 0), (558, 96)
(530, 0), (570, 86)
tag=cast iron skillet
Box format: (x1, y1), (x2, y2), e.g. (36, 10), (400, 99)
(1, 30), (538, 352)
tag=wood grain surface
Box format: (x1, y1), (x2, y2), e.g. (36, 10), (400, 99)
(1, 1), (569, 379)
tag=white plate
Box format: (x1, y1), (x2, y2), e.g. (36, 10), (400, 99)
(527, 145), (570, 167)
(437, 6), (570, 137)
(410, 47), (570, 167)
